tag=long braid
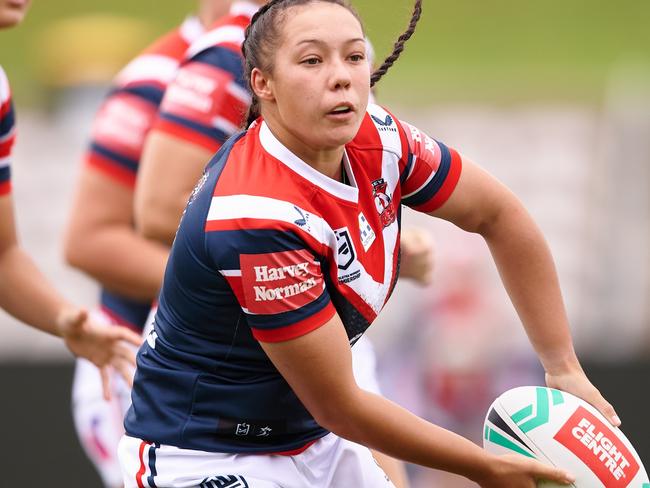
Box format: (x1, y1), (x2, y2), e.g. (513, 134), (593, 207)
(370, 0), (422, 87)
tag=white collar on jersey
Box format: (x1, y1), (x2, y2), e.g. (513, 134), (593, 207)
(259, 121), (359, 203)
(230, 1), (261, 18)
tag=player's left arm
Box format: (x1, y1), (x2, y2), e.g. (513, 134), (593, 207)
(0, 195), (140, 395)
(428, 155), (620, 426)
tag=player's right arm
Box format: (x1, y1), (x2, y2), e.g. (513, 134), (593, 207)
(259, 315), (575, 487)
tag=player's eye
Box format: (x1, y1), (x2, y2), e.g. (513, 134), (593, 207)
(301, 57), (321, 65)
(349, 53), (365, 62)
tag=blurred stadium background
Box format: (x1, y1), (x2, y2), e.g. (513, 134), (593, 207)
(1, 0), (648, 485)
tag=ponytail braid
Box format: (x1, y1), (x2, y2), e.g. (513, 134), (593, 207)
(370, 0), (422, 87)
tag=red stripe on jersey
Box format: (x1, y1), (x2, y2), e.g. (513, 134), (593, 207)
(0, 181), (11, 195)
(267, 439), (317, 456)
(414, 146), (462, 213)
(142, 29), (189, 59)
(86, 152), (137, 188)
(251, 301), (336, 343)
(153, 118), (221, 153)
(0, 133), (14, 157)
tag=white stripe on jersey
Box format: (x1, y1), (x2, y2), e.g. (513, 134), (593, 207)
(230, 1), (261, 18)
(212, 115), (238, 135)
(0, 66), (10, 104)
(0, 155), (11, 168)
(186, 26), (246, 59)
(259, 122), (359, 203)
(0, 127), (15, 144)
(179, 15), (204, 45)
(208, 195), (334, 248)
(401, 166), (436, 199)
(227, 82), (252, 105)
(115, 54), (180, 87)
(220, 269), (242, 277)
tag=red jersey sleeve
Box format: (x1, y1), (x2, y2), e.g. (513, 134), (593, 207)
(399, 120), (462, 213)
(153, 40), (250, 153)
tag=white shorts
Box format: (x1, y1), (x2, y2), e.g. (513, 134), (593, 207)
(71, 309), (139, 488)
(118, 432), (395, 488)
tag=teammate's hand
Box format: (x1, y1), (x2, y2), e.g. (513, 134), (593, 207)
(399, 227), (434, 286)
(57, 307), (142, 400)
(475, 453), (574, 487)
(545, 369), (621, 427)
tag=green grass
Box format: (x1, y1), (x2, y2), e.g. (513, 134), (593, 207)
(1, 0), (650, 106)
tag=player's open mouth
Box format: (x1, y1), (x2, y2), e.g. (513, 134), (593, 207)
(327, 103), (354, 115)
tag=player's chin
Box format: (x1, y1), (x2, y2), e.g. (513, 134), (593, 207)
(322, 120), (363, 146)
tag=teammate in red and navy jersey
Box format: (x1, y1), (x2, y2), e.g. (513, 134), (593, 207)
(120, 1), (619, 487)
(63, 3), (231, 487)
(0, 0), (140, 410)
(135, 0), (260, 245)
(0, 66), (15, 196)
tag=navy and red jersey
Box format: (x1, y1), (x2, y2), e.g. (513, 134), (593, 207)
(83, 17), (204, 330)
(152, 1), (258, 153)
(125, 104), (462, 454)
(0, 66), (16, 196)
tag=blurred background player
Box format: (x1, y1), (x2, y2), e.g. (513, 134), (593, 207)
(63, 2), (233, 487)
(0, 0), (141, 399)
(132, 1), (435, 485)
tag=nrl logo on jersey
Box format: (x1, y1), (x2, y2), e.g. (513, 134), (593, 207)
(372, 178), (396, 227)
(371, 114), (397, 133)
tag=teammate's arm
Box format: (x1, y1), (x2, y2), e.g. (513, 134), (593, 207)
(259, 315), (574, 487)
(428, 155), (620, 426)
(134, 131), (212, 245)
(0, 195), (141, 395)
(64, 168), (169, 300)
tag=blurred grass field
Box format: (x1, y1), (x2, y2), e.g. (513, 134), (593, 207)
(1, 0), (649, 106)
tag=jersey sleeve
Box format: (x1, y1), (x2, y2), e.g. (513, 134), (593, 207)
(205, 206), (336, 343)
(399, 120), (462, 213)
(152, 44), (251, 153)
(0, 67), (16, 196)
(84, 85), (162, 188)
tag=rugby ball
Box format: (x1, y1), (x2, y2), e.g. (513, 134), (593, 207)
(483, 386), (648, 487)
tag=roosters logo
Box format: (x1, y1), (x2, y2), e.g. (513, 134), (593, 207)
(372, 178), (396, 228)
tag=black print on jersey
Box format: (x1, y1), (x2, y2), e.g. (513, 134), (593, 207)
(293, 205), (307, 227)
(200, 475), (249, 488)
(371, 114), (398, 133)
(335, 228), (356, 270)
(371, 114), (393, 126)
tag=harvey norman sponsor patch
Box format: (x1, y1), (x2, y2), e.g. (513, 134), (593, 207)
(554, 406), (639, 487)
(240, 250), (322, 315)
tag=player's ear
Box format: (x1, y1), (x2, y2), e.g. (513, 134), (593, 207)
(250, 67), (274, 102)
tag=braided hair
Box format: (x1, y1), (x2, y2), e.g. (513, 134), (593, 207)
(242, 0), (423, 127)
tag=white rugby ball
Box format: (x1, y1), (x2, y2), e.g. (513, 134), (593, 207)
(483, 386), (648, 487)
